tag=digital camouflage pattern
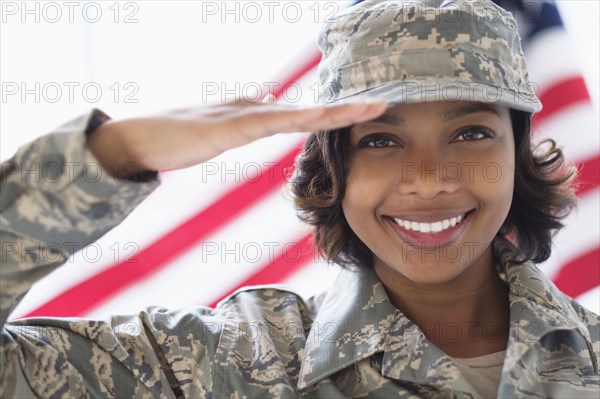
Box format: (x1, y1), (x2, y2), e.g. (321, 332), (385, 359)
(317, 0), (543, 113)
(1, 110), (599, 398)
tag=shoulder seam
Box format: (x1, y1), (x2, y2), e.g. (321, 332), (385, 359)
(215, 284), (304, 308)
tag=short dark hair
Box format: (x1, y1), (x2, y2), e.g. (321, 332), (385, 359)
(289, 109), (578, 269)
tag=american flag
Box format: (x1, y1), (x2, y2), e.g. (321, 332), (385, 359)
(7, 0), (599, 320)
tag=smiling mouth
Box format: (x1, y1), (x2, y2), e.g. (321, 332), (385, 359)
(389, 210), (475, 234)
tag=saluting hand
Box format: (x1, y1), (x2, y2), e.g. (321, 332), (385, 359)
(87, 95), (387, 179)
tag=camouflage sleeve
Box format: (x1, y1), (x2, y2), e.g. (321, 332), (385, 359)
(0, 109), (162, 396)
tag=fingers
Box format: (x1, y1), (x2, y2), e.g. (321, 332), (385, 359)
(241, 99), (388, 137)
(227, 94), (275, 106)
(296, 100), (388, 130)
(200, 97), (388, 154)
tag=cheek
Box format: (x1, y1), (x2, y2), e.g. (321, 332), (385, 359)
(342, 159), (389, 222)
(476, 143), (515, 217)
(484, 167), (514, 222)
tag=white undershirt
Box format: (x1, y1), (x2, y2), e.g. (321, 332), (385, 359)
(450, 350), (506, 398)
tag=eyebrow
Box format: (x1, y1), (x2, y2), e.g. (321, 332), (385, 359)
(368, 114), (405, 126)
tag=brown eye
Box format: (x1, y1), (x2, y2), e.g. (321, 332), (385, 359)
(359, 135), (398, 148)
(454, 128), (494, 142)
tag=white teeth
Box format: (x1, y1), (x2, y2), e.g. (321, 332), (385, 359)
(393, 212), (468, 234)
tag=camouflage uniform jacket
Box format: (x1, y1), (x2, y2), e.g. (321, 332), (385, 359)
(1, 111), (599, 398)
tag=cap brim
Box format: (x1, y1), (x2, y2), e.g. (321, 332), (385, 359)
(324, 80), (542, 114)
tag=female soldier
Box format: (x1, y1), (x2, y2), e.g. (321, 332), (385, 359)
(1, 0), (598, 397)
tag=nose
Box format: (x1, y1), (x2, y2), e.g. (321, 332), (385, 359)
(395, 150), (460, 199)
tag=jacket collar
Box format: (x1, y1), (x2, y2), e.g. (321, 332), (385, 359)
(297, 264), (397, 389)
(297, 236), (597, 391)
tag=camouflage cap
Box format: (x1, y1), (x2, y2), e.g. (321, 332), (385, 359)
(317, 0), (542, 113)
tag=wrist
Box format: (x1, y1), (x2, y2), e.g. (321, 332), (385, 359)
(87, 120), (157, 181)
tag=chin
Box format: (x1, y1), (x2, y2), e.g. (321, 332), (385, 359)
(380, 257), (472, 286)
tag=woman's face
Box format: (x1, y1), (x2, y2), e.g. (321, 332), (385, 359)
(342, 100), (515, 285)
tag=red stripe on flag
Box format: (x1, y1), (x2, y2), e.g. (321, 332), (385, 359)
(24, 146), (302, 317)
(534, 76), (590, 123)
(208, 234), (315, 308)
(553, 247), (600, 298)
